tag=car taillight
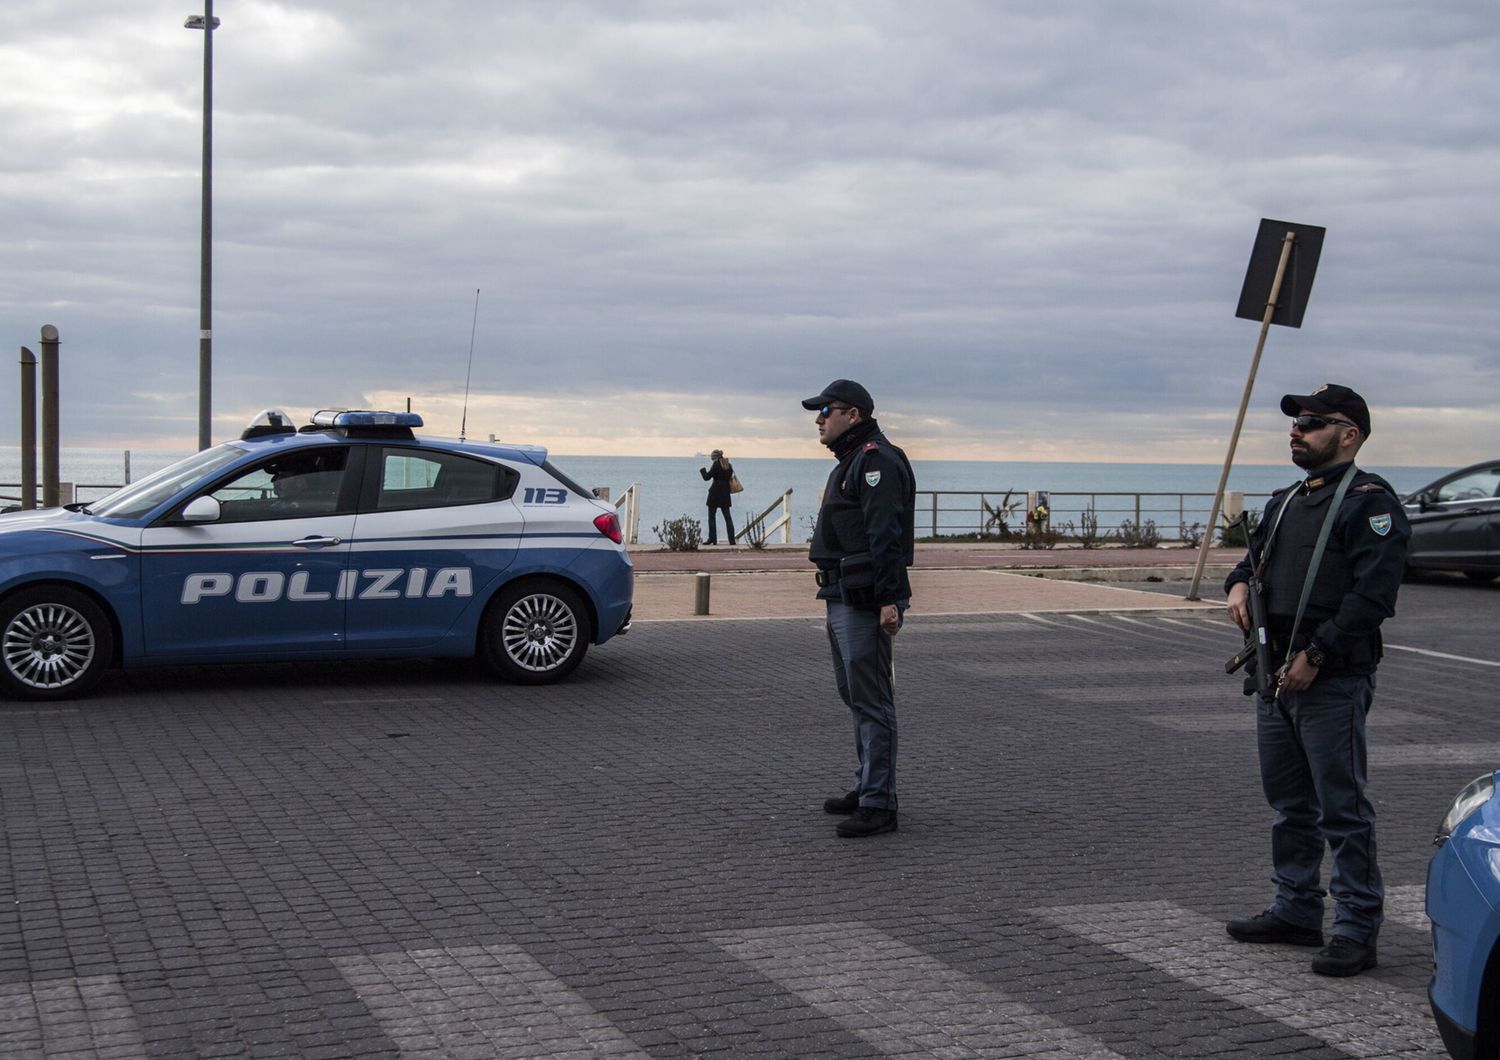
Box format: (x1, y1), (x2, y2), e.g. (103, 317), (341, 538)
(594, 512), (623, 544)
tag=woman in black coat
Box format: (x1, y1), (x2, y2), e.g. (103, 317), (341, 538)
(699, 449), (736, 545)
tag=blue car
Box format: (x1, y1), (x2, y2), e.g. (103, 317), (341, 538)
(1428, 770), (1500, 1059)
(0, 409), (632, 700)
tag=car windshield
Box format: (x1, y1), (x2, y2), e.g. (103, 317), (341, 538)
(1432, 467), (1500, 503)
(89, 444), (248, 520)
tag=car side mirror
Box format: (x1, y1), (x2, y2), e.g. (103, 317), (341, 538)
(1415, 491), (1434, 512)
(181, 496), (222, 523)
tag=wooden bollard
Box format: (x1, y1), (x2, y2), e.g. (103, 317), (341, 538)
(694, 572), (710, 615)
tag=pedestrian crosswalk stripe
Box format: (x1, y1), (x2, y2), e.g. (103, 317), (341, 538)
(1041, 678), (1221, 704)
(1384, 885), (1429, 932)
(0, 975), (145, 1058)
(1032, 900), (1439, 1056)
(1372, 744), (1500, 767)
(710, 922), (1126, 1059)
(1144, 708), (1445, 733)
(331, 944), (646, 1057)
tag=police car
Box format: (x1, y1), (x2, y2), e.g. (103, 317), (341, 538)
(0, 409), (632, 700)
(1428, 771), (1500, 1059)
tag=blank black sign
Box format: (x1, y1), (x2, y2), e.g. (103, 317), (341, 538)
(1235, 219), (1325, 328)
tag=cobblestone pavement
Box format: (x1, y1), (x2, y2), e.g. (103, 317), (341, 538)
(2, 578), (1494, 1057)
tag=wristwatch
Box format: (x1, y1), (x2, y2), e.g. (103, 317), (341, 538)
(1303, 640), (1327, 668)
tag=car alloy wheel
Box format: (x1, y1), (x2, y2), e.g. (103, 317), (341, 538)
(0, 588), (112, 700)
(480, 581), (592, 684)
(502, 592), (579, 672)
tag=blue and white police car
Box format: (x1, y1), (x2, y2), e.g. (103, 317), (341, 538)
(0, 409), (632, 700)
(1429, 771), (1500, 1059)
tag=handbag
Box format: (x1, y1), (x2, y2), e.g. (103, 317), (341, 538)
(729, 473), (744, 494)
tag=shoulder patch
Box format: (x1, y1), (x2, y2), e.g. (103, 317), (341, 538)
(1353, 483), (1390, 494)
(1368, 513), (1392, 536)
(864, 470), (882, 487)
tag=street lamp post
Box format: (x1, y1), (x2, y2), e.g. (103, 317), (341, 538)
(185, 4), (219, 450)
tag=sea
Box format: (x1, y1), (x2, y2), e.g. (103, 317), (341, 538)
(0, 446), (1444, 544)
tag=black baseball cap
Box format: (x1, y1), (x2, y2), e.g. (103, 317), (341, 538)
(1280, 383), (1371, 436)
(801, 379), (874, 415)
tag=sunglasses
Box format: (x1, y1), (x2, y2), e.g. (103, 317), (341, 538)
(1291, 414), (1357, 432)
(818, 404), (854, 417)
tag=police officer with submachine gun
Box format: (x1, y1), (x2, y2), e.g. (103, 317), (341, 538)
(1222, 384), (1409, 978)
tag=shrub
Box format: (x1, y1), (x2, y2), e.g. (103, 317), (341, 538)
(653, 514), (702, 551)
(1020, 526), (1060, 550)
(1218, 510), (1259, 549)
(1075, 507), (1103, 549)
(739, 518), (769, 550)
(1179, 521), (1205, 548)
(1115, 518), (1162, 549)
(982, 489), (1019, 539)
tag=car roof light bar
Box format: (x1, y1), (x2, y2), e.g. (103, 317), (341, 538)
(309, 409), (425, 429)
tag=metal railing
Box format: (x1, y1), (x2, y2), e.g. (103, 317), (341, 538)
(613, 482), (642, 544)
(737, 488), (794, 545)
(2, 482), (88, 509)
(2, 480), (1265, 548)
(915, 490), (1272, 542)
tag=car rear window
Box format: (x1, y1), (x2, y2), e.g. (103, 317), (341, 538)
(375, 449), (518, 511)
(540, 460), (594, 499)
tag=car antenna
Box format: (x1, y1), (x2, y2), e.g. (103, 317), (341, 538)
(459, 287), (479, 441)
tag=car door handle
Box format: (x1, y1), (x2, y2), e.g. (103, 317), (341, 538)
(292, 535), (342, 548)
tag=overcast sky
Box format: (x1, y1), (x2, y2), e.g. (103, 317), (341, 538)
(2, 1), (1496, 465)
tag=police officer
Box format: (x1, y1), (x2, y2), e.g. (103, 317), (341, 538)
(1223, 384), (1410, 977)
(803, 380), (916, 839)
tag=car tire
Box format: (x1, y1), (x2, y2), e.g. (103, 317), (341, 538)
(479, 580), (592, 684)
(0, 586), (113, 701)
(1463, 571), (1499, 584)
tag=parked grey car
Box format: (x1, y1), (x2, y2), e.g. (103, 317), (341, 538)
(1404, 460), (1500, 582)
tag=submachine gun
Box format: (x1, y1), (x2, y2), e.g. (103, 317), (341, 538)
(1224, 512), (1274, 697)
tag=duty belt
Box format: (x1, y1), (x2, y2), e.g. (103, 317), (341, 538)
(814, 568), (840, 587)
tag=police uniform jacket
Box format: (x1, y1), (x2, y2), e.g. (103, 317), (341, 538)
(809, 418), (916, 606)
(1225, 462), (1410, 675)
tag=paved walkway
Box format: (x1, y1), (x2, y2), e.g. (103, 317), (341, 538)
(630, 542), (1238, 620)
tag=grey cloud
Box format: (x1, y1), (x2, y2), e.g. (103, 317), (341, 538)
(1, 0), (1496, 454)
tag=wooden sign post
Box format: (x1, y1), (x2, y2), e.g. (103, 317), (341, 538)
(1186, 219), (1325, 600)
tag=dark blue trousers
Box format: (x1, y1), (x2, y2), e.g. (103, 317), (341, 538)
(1256, 671), (1383, 943)
(706, 505), (735, 545)
(825, 601), (897, 810)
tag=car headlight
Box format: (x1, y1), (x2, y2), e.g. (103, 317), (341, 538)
(1435, 772), (1497, 845)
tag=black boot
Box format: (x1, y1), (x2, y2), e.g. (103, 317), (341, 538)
(1311, 935), (1377, 977)
(823, 790), (859, 814)
(1225, 910), (1322, 947)
(836, 807), (898, 838)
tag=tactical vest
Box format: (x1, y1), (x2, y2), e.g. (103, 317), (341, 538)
(1261, 466), (1398, 665)
(809, 432), (916, 565)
